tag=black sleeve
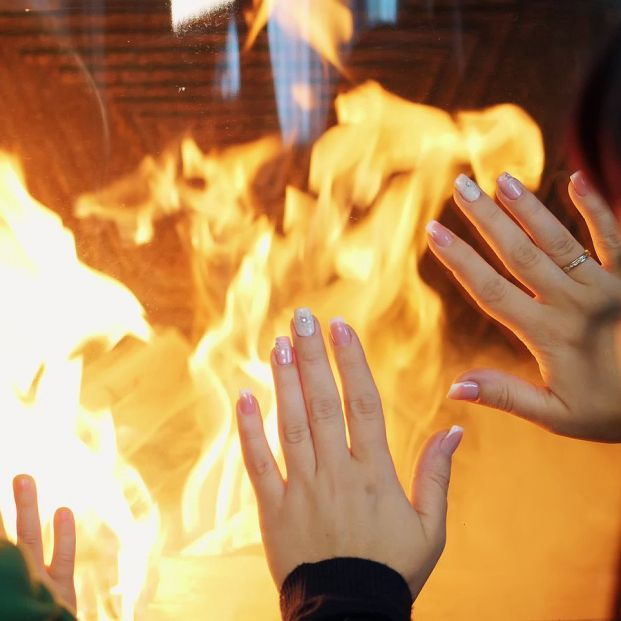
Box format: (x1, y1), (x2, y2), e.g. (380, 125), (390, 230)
(280, 557), (413, 621)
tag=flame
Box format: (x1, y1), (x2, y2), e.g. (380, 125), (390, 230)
(0, 155), (160, 619)
(244, 0), (353, 73)
(1, 8), (551, 619)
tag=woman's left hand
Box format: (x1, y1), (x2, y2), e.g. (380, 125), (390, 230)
(0, 475), (77, 613)
(236, 312), (463, 598)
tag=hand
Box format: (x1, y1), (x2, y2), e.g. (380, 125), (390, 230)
(427, 170), (621, 442)
(236, 311), (463, 597)
(0, 475), (77, 613)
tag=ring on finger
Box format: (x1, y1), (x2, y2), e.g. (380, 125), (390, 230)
(562, 249), (592, 273)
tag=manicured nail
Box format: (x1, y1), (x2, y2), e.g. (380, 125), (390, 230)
(426, 220), (454, 248)
(274, 336), (293, 365)
(294, 307), (315, 337)
(454, 174), (481, 202)
(238, 389), (256, 415)
(440, 425), (464, 456)
(497, 172), (524, 200)
(447, 381), (480, 401)
(330, 317), (351, 346)
(570, 170), (591, 197)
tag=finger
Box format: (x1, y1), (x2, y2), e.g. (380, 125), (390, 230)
(426, 220), (542, 339)
(453, 174), (567, 297)
(272, 336), (316, 478)
(447, 368), (567, 430)
(496, 172), (600, 283)
(49, 508), (77, 612)
(13, 475), (45, 571)
(411, 427), (463, 542)
(0, 512), (5, 539)
(236, 391), (285, 510)
(291, 308), (349, 467)
(569, 171), (621, 270)
(329, 319), (391, 465)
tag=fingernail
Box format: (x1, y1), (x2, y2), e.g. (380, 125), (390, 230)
(447, 381), (480, 401)
(14, 475), (32, 492)
(440, 425), (464, 456)
(497, 172), (524, 200)
(570, 170), (591, 197)
(238, 389), (256, 415)
(330, 317), (351, 346)
(57, 508), (73, 525)
(274, 336), (293, 365)
(454, 173), (481, 202)
(426, 220), (454, 248)
(294, 307), (315, 337)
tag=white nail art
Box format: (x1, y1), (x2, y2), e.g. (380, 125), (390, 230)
(455, 174), (481, 202)
(446, 424), (464, 438)
(294, 307), (315, 337)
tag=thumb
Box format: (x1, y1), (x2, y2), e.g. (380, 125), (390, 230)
(411, 426), (463, 540)
(447, 368), (565, 428)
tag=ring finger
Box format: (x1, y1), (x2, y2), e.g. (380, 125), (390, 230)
(495, 172), (602, 283)
(271, 336), (316, 478)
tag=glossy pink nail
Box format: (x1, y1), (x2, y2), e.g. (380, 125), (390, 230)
(440, 425), (464, 456)
(238, 389), (255, 415)
(447, 381), (480, 401)
(570, 171), (591, 197)
(274, 336), (293, 365)
(426, 220), (454, 248)
(497, 172), (524, 200)
(330, 317), (351, 346)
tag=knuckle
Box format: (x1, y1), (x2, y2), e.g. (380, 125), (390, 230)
(601, 232), (621, 251)
(251, 458), (274, 478)
(17, 529), (38, 546)
(547, 234), (576, 260)
(282, 422), (311, 445)
(510, 242), (540, 270)
(347, 393), (382, 421)
(308, 396), (341, 424)
(297, 346), (325, 366)
(494, 383), (516, 413)
(479, 276), (507, 306)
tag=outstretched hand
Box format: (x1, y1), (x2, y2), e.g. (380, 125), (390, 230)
(236, 312), (463, 598)
(0, 475), (77, 613)
(427, 171), (621, 442)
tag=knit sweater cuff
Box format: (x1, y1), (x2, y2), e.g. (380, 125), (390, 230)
(280, 557), (413, 621)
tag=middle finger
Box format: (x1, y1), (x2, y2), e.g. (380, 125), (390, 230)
(495, 172), (601, 283)
(453, 174), (568, 298)
(291, 308), (349, 468)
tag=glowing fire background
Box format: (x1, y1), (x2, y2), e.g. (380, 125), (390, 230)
(0, 1), (620, 620)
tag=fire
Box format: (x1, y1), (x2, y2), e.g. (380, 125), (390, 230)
(0, 6), (554, 621)
(243, 0), (353, 73)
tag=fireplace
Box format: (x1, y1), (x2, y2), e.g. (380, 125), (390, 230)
(0, 1), (620, 619)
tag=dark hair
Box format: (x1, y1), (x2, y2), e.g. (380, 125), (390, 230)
(572, 24), (621, 208)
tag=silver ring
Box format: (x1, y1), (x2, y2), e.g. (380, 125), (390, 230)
(562, 249), (592, 273)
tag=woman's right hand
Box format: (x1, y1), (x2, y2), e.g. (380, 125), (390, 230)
(427, 170), (621, 442)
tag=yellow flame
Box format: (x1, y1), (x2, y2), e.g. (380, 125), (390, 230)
(244, 0), (354, 73)
(1, 59), (545, 621)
